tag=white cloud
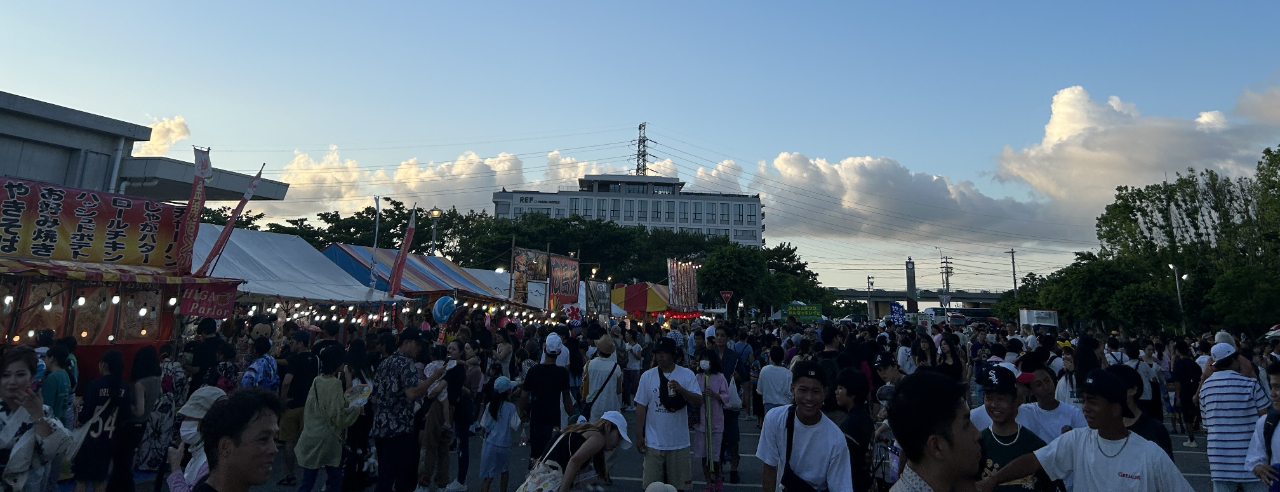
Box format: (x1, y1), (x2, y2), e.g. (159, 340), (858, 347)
(544, 150), (625, 188)
(255, 145), (380, 217)
(1235, 87), (1280, 124)
(1196, 110), (1227, 132)
(132, 115), (189, 156)
(691, 159), (745, 193)
(389, 151), (525, 206)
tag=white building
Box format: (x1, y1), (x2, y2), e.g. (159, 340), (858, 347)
(492, 174), (764, 247)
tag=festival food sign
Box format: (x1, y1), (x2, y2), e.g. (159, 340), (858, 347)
(547, 254), (579, 304)
(511, 247), (547, 304)
(584, 280), (610, 315)
(178, 282), (237, 319)
(666, 259), (697, 311)
(0, 176), (183, 270)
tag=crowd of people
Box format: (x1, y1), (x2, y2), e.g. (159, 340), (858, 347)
(3, 305), (1279, 492)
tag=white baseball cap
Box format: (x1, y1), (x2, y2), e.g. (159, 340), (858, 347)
(598, 410), (633, 449)
(545, 333), (564, 354)
(1211, 342), (1237, 362)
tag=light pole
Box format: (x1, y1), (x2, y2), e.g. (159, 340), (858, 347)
(1169, 264), (1187, 335)
(867, 276), (875, 320)
(428, 206), (444, 256)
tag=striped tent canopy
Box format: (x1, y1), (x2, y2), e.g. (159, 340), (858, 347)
(323, 244), (507, 298)
(0, 257), (239, 285)
(611, 282), (672, 315)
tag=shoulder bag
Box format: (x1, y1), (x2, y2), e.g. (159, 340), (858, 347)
(779, 405), (820, 492)
(516, 431), (571, 492)
(574, 362), (618, 422)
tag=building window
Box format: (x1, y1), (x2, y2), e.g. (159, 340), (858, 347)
(720, 203), (729, 223)
(665, 201), (675, 221)
(679, 202), (689, 223)
(705, 202), (717, 223)
(598, 199), (607, 219)
(607, 183), (621, 193)
(583, 198), (593, 219)
(555, 208), (565, 218)
(570, 198), (580, 216)
(693, 202), (702, 222)
(610, 199), (621, 220)
(747, 204), (757, 225)
(496, 202), (511, 217)
(682, 227), (702, 234)
(654, 184), (674, 195)
(652, 200), (661, 221)
(626, 184), (646, 194)
(733, 229), (757, 240)
(734, 204), (744, 225)
(638, 200), (648, 222)
(514, 207), (524, 215)
(713, 228), (729, 237)
(624, 200), (634, 221)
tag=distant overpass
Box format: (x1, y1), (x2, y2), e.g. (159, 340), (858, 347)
(830, 288), (1003, 319)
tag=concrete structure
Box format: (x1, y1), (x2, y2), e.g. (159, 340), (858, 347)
(0, 91), (288, 201)
(830, 288), (1001, 319)
(492, 174), (764, 247)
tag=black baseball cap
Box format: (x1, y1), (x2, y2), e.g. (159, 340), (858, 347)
(874, 351), (897, 368)
(791, 360), (825, 386)
(979, 366), (1018, 396)
(291, 330), (312, 343)
(653, 337), (679, 355)
(397, 327), (425, 347)
(1081, 368), (1133, 418)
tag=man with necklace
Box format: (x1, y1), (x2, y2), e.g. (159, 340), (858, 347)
(976, 365), (1051, 492)
(977, 369), (1192, 492)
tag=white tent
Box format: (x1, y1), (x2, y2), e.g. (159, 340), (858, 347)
(193, 223), (400, 302)
(464, 268), (512, 300)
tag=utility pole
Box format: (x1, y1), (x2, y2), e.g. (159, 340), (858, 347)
(1006, 249), (1018, 296)
(939, 256), (953, 307)
(635, 122), (649, 175)
(866, 276), (875, 320)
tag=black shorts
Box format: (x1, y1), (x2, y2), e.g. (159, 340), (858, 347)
(72, 437), (113, 481)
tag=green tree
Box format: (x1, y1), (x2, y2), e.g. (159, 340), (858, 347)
(200, 206), (266, 230)
(1106, 282), (1177, 333)
(698, 243), (769, 321)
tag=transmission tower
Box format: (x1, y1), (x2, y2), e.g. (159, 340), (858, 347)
(1006, 249), (1018, 296)
(939, 256), (953, 305)
(635, 122), (649, 175)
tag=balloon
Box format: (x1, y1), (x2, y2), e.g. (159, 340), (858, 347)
(433, 296), (456, 324)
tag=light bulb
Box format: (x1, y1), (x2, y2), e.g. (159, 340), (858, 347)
(275, 303), (281, 309)
(2, 296), (10, 305)
(43, 301), (52, 311)
(138, 307), (148, 316)
(80, 331), (87, 338)
(26, 330), (33, 337)
(77, 297), (86, 306)
(330, 305), (337, 311)
(168, 297), (177, 306)
(111, 295), (120, 304)
(140, 330), (147, 336)
(10, 336), (16, 342)
(294, 303), (301, 309)
(108, 335), (115, 341)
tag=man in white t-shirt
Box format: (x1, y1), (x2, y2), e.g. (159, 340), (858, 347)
(756, 345), (793, 415)
(635, 337), (702, 492)
(623, 330), (644, 411)
(1244, 361), (1280, 487)
(1018, 359), (1087, 444)
(977, 369), (1193, 492)
(757, 360), (851, 492)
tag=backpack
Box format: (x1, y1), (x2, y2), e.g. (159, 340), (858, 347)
(1265, 408), (1280, 460)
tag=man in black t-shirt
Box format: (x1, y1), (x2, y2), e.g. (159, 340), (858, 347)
(185, 318), (220, 395)
(1171, 341), (1201, 447)
(518, 333), (572, 462)
(276, 330), (318, 486)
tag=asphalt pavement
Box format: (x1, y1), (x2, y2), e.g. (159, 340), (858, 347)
(138, 408), (1213, 492)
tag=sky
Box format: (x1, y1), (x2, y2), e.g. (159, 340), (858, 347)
(3, 2), (1279, 294)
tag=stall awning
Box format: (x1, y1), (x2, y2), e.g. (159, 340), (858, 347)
(0, 258), (238, 285)
(323, 244), (508, 299)
(193, 224), (399, 302)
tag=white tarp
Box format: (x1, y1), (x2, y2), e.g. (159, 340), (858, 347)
(463, 268), (512, 300)
(193, 223), (398, 302)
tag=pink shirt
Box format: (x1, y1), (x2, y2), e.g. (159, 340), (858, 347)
(692, 372), (731, 433)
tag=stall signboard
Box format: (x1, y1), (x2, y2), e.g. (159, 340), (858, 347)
(0, 177), (184, 271)
(511, 247), (548, 304)
(548, 255), (579, 304)
(179, 282), (237, 319)
(585, 280), (610, 315)
(782, 304), (822, 322)
(667, 259), (697, 311)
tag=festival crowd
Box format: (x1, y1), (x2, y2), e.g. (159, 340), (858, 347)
(3, 306), (1280, 492)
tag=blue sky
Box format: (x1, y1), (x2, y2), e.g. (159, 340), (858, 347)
(3, 2), (1278, 291)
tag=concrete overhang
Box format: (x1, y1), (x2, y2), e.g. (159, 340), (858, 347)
(117, 157), (289, 201)
(0, 91), (151, 141)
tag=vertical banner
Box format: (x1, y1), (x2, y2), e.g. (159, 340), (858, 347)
(386, 209), (416, 297)
(666, 259), (698, 312)
(510, 247), (547, 304)
(195, 164), (263, 276)
(176, 148), (214, 275)
(547, 254), (579, 304)
(584, 280), (610, 316)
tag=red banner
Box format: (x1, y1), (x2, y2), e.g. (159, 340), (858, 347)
(175, 148), (213, 275)
(0, 177), (183, 269)
(386, 209), (415, 297)
(548, 254), (579, 304)
(179, 282), (237, 319)
(195, 164), (262, 276)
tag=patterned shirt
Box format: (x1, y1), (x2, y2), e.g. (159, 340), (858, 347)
(372, 353), (420, 438)
(1199, 369), (1270, 481)
(239, 355), (280, 391)
(890, 464), (938, 492)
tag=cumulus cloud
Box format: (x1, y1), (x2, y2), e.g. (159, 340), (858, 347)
(690, 159), (745, 193)
(389, 151), (524, 202)
(1236, 87), (1280, 124)
(132, 115), (189, 156)
(544, 150), (625, 188)
(994, 85), (1275, 208)
(254, 145), (381, 217)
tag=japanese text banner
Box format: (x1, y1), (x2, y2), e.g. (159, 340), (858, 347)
(0, 177), (183, 270)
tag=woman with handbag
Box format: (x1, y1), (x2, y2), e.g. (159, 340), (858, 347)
(584, 337), (622, 422)
(296, 345), (363, 492)
(0, 346), (71, 492)
(539, 411), (632, 492)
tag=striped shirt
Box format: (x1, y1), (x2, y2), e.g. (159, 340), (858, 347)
(1199, 369), (1270, 481)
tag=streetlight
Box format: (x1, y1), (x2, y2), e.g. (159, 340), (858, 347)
(1169, 264), (1187, 335)
(867, 276), (875, 320)
(427, 206), (444, 256)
